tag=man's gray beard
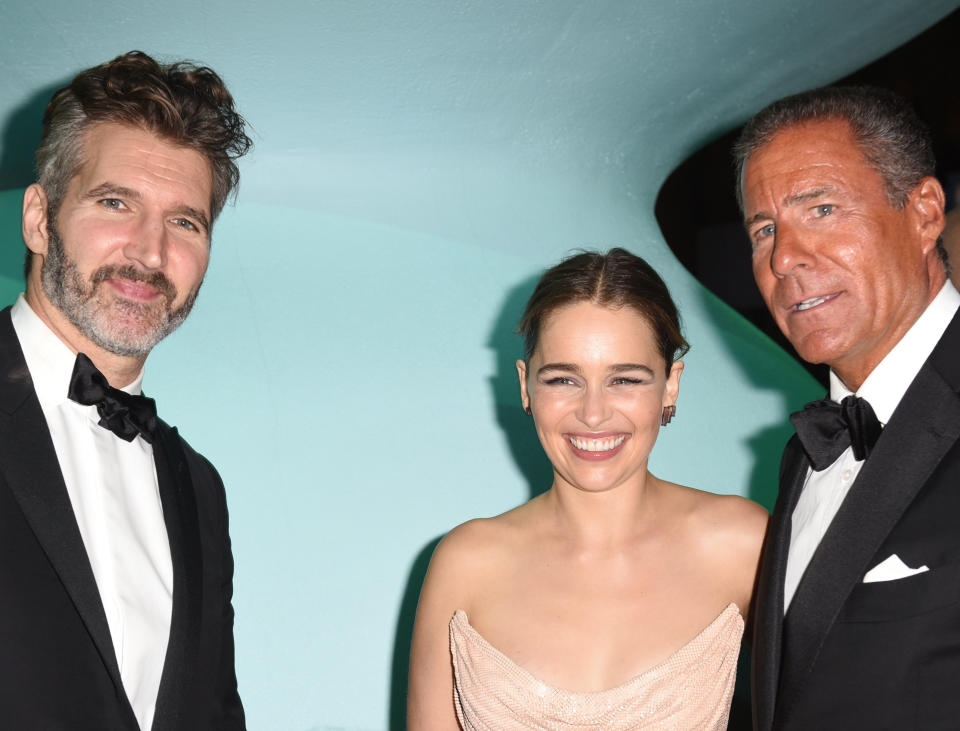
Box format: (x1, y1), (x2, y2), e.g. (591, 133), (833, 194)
(41, 221), (201, 357)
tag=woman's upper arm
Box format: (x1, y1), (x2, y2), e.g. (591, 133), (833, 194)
(733, 498), (770, 621)
(407, 526), (479, 730)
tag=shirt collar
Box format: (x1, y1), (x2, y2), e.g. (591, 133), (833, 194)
(10, 294), (145, 404)
(829, 280), (960, 424)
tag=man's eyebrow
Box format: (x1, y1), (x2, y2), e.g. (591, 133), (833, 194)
(83, 182), (210, 234)
(743, 209), (773, 230)
(84, 182), (141, 201)
(783, 185), (836, 207)
(743, 186), (838, 229)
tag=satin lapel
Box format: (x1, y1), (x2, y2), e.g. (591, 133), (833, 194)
(0, 309), (129, 704)
(151, 423), (202, 731)
(777, 365), (960, 723)
(752, 437), (808, 731)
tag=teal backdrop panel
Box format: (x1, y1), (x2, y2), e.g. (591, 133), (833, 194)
(0, 1), (956, 728)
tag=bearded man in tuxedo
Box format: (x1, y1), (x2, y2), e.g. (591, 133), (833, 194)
(738, 86), (960, 730)
(0, 51), (251, 729)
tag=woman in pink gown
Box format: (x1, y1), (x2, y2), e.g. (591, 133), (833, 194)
(408, 249), (767, 730)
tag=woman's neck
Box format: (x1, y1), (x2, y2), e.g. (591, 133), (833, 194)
(541, 471), (663, 552)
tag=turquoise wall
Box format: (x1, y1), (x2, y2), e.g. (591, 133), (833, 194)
(1, 2), (957, 728)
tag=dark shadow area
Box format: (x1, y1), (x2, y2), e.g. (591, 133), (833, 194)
(0, 190), (25, 286)
(388, 534), (443, 731)
(487, 274), (554, 500)
(0, 80), (65, 286)
(0, 81), (63, 191)
(656, 7), (960, 391)
(728, 643), (753, 730)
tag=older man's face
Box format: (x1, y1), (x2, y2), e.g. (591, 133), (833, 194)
(30, 122), (212, 358)
(742, 118), (938, 389)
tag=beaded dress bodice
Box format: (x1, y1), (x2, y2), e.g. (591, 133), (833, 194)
(449, 603), (742, 730)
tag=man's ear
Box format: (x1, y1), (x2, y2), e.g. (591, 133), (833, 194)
(22, 184), (51, 257)
(909, 177), (946, 256)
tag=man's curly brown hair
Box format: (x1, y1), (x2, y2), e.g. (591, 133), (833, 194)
(34, 50), (252, 270)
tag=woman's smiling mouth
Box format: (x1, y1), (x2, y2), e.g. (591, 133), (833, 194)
(566, 434), (630, 460)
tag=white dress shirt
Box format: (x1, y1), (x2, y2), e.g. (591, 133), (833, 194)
(784, 280), (960, 611)
(11, 295), (173, 731)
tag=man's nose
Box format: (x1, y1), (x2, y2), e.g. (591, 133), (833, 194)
(770, 224), (814, 278)
(123, 216), (167, 270)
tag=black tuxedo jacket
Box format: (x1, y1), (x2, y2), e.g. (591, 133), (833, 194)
(752, 309), (960, 730)
(0, 307), (245, 730)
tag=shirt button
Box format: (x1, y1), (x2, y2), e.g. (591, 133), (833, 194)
(842, 469), (853, 481)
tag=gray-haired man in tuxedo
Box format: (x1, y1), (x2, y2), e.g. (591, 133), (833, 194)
(740, 86), (960, 730)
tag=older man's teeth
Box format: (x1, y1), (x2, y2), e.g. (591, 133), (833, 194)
(797, 296), (827, 311)
(569, 435), (626, 452)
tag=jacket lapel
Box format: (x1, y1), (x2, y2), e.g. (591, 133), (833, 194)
(752, 437), (807, 731)
(776, 346), (960, 724)
(151, 423), (203, 731)
(0, 308), (130, 711)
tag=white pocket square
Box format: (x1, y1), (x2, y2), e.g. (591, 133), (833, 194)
(863, 554), (929, 583)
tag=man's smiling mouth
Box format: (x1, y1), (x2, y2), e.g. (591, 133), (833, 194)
(793, 293), (839, 312)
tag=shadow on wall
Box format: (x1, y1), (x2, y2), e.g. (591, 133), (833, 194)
(487, 274), (554, 501)
(387, 274), (557, 730)
(0, 190), (25, 291)
(0, 82), (63, 193)
(696, 286), (821, 510)
(0, 81), (65, 291)
(388, 534), (442, 731)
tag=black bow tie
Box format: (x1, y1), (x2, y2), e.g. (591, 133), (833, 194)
(789, 395), (882, 471)
(67, 353), (158, 444)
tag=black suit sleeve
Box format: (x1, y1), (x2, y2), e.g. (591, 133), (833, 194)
(194, 453), (246, 730)
(214, 470), (245, 730)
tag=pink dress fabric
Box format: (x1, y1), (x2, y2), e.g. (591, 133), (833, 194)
(449, 603), (742, 730)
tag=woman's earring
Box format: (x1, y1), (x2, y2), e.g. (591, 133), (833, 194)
(524, 404), (532, 415)
(661, 405), (676, 426)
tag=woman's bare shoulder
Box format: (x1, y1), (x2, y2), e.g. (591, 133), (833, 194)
(660, 482), (769, 551)
(418, 502), (536, 619)
(430, 502), (535, 574)
(700, 490), (768, 535)
(658, 483), (769, 614)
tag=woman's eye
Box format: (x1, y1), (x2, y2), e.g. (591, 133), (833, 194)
(815, 204), (835, 217)
(612, 377), (644, 386)
(100, 198), (124, 210)
(544, 377), (575, 386)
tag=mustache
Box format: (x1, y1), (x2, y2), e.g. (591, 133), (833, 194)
(90, 265), (177, 303)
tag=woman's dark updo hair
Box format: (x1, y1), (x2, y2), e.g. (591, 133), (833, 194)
(517, 248), (689, 373)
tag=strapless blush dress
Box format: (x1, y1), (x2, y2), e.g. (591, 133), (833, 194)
(449, 603), (742, 730)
